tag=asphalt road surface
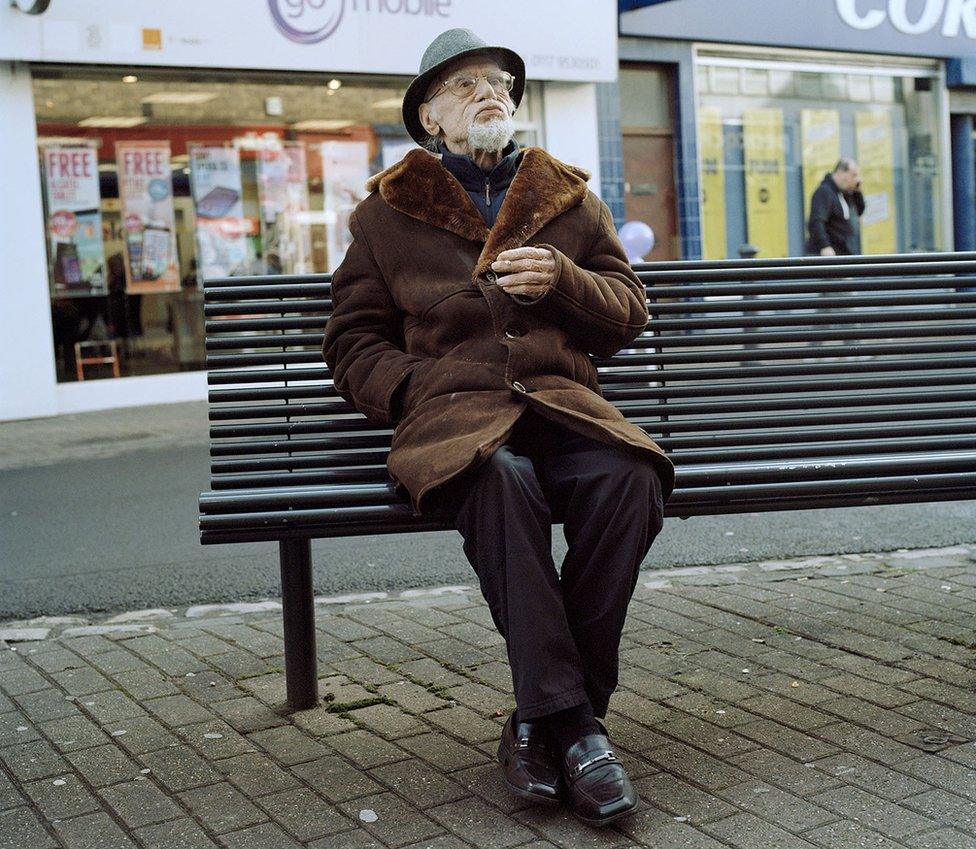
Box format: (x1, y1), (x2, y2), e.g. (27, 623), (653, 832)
(2, 441), (974, 620)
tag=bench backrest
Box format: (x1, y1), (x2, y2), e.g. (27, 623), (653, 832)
(200, 252), (976, 544)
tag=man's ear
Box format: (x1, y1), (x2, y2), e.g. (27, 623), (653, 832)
(418, 103), (439, 136)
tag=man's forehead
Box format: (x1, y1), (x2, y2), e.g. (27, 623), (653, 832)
(439, 55), (504, 79)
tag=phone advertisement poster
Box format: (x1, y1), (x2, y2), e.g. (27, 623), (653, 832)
(321, 140), (370, 272)
(41, 142), (106, 295)
(115, 141), (180, 294)
(188, 144), (248, 279)
(282, 143), (313, 273)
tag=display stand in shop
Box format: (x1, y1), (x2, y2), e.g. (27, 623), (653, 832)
(73, 339), (120, 381)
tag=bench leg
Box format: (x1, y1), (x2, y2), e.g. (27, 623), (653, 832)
(279, 539), (318, 710)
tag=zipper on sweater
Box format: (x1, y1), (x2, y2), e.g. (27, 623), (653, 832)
(485, 179), (491, 208)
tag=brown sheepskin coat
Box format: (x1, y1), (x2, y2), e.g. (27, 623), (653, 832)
(322, 145), (675, 517)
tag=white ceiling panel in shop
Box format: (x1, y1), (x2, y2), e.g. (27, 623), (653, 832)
(32, 72), (411, 129)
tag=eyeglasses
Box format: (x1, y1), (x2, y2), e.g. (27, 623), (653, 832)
(423, 71), (515, 104)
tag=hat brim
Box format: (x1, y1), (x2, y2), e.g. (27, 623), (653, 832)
(401, 45), (525, 146)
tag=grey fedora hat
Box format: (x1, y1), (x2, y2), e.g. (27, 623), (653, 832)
(402, 28), (525, 147)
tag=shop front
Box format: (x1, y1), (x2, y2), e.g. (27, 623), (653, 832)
(1, 0), (618, 421)
(619, 0), (967, 260)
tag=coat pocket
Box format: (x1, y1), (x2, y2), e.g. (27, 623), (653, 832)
(400, 357), (438, 418)
(419, 286), (476, 321)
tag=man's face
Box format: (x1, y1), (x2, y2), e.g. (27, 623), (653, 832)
(418, 57), (515, 151)
(837, 165), (860, 191)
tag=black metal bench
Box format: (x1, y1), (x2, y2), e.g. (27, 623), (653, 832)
(199, 251), (976, 709)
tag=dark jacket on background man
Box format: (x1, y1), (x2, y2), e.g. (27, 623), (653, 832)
(806, 172), (866, 255)
(321, 145), (675, 517)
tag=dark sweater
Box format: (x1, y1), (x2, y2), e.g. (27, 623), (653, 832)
(438, 138), (523, 227)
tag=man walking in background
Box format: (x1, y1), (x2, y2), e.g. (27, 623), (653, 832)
(806, 158), (865, 256)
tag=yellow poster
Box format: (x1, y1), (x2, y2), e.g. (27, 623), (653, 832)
(698, 107), (727, 259)
(801, 109), (841, 223)
(743, 108), (788, 258)
(856, 111), (897, 255)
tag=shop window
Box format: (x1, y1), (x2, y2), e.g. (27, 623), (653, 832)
(33, 67), (544, 382)
(695, 56), (945, 260)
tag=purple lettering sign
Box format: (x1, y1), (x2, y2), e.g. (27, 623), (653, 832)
(267, 0), (345, 44)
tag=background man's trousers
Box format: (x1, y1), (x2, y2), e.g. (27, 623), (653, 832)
(442, 409), (665, 721)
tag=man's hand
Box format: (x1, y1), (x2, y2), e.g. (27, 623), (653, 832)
(491, 247), (556, 299)
(820, 246), (837, 257)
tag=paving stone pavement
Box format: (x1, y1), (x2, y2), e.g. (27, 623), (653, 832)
(1, 544), (975, 849)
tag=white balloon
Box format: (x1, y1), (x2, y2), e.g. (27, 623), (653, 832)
(618, 220), (655, 262)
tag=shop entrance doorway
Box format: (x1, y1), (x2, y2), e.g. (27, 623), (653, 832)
(619, 63), (680, 260)
(622, 128), (679, 260)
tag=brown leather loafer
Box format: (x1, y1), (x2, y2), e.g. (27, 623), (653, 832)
(496, 709), (562, 805)
(560, 732), (639, 827)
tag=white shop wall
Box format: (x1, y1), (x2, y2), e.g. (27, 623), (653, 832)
(1, 63), (59, 421)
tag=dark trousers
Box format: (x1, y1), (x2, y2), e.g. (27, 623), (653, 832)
(444, 409), (665, 721)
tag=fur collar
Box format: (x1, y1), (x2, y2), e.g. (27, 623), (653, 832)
(365, 146), (591, 281)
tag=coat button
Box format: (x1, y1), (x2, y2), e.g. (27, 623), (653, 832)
(512, 381), (527, 393)
(504, 326), (523, 339)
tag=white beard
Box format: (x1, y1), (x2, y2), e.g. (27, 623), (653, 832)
(466, 113), (516, 153)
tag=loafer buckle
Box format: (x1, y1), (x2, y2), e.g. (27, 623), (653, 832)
(571, 749), (618, 778)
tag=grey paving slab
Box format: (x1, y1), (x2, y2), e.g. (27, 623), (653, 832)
(632, 772), (738, 824)
(134, 817), (220, 849)
(703, 812), (821, 848)
(98, 777), (184, 828)
(137, 744), (221, 792)
(23, 773), (101, 820)
(718, 779), (836, 832)
(289, 755), (386, 803)
(254, 786), (352, 842)
(367, 757), (468, 809)
(803, 819), (906, 849)
(53, 810), (139, 849)
(40, 714), (110, 753)
(810, 785), (938, 840)
(242, 724), (327, 765)
(337, 790), (444, 848)
(425, 794), (535, 849)
(215, 751), (302, 798)
(65, 744), (143, 788)
(910, 828), (976, 848)
(0, 771), (23, 810)
(103, 715), (178, 756)
(0, 739), (68, 781)
(0, 806), (58, 849)
(12, 688), (81, 722)
(177, 781), (267, 834)
(0, 712), (40, 747)
(218, 821), (303, 849)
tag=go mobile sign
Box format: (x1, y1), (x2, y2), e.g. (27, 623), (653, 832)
(0, 0), (617, 82)
(267, 0), (450, 45)
(622, 0), (976, 58)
